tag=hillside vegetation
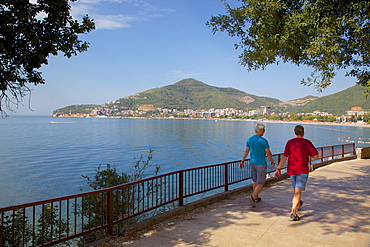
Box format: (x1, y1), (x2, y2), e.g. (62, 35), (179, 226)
(53, 79), (370, 116)
(54, 104), (100, 114)
(110, 78), (281, 110)
(290, 85), (370, 115)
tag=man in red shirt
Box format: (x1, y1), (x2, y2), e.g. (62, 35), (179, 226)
(275, 125), (319, 221)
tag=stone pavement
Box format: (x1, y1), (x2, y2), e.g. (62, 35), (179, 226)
(103, 159), (370, 247)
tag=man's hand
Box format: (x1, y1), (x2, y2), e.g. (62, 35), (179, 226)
(274, 169), (281, 179)
(240, 161), (245, 169)
(309, 164), (314, 172)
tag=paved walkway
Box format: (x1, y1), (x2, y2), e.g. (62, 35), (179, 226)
(103, 159), (370, 247)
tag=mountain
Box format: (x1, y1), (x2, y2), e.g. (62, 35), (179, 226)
(53, 79), (369, 116)
(289, 85), (370, 115)
(107, 78), (281, 110)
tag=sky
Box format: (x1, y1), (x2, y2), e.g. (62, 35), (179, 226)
(13, 0), (357, 116)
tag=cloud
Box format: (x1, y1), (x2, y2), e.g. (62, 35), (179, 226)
(71, 3), (136, 30)
(94, 14), (138, 29)
(79, 0), (169, 10)
(30, 0), (174, 30)
(71, 0), (174, 30)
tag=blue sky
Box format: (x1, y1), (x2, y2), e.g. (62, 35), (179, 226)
(15, 0), (356, 116)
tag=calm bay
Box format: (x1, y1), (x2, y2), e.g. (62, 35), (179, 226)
(1, 116), (369, 208)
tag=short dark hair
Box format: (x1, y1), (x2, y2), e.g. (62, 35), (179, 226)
(294, 125), (304, 135)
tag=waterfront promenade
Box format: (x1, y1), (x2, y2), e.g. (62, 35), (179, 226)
(97, 158), (370, 247)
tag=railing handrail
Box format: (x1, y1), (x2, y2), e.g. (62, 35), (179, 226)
(0, 143), (356, 246)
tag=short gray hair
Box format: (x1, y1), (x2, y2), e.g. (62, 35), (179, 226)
(255, 123), (265, 133)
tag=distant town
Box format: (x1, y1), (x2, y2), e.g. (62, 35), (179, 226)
(53, 103), (370, 125)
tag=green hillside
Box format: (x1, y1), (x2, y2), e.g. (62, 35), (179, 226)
(291, 85), (370, 115)
(53, 79), (370, 116)
(53, 104), (100, 115)
(111, 78), (281, 110)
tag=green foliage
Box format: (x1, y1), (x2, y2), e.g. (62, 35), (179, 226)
(207, 0), (370, 94)
(77, 149), (161, 246)
(53, 104), (100, 115)
(35, 204), (69, 246)
(1, 151), (159, 247)
(289, 113), (298, 121)
(0, 206), (69, 247)
(268, 114), (283, 120)
(363, 113), (370, 123)
(0, 0), (95, 116)
(82, 164), (130, 190)
(0, 209), (31, 247)
(299, 115), (337, 122)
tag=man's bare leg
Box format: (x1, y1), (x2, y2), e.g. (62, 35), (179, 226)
(252, 183), (264, 199)
(291, 188), (303, 215)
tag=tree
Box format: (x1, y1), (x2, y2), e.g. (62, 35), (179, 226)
(363, 112), (370, 123)
(78, 150), (162, 245)
(0, 0), (95, 116)
(35, 204), (69, 246)
(289, 113), (299, 121)
(207, 0), (370, 94)
(1, 209), (32, 247)
(268, 114), (282, 120)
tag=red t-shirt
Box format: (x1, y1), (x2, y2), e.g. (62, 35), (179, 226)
(283, 138), (318, 175)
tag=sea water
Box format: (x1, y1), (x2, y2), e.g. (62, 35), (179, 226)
(1, 116), (369, 208)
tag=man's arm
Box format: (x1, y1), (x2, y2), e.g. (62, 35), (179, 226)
(275, 155), (288, 179)
(240, 146), (250, 169)
(308, 141), (319, 160)
(311, 154), (319, 160)
(265, 148), (275, 166)
(276, 155), (287, 170)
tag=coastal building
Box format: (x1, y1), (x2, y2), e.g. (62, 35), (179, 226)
(248, 109), (261, 116)
(346, 106), (369, 116)
(260, 106), (271, 115)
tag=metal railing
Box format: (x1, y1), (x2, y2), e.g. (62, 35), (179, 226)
(0, 143), (355, 246)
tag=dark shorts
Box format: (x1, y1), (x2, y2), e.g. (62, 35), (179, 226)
(250, 164), (267, 185)
(290, 174), (309, 191)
